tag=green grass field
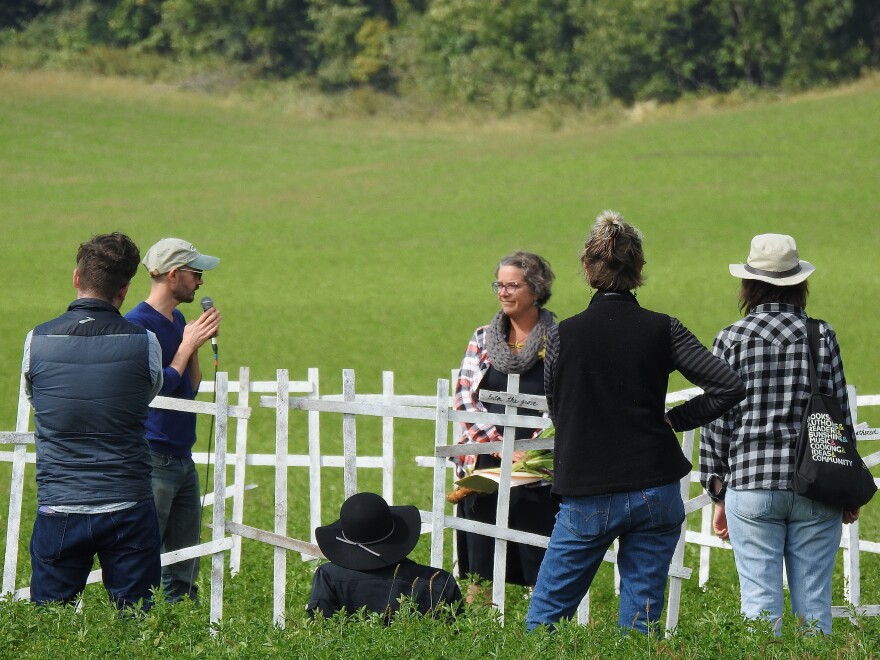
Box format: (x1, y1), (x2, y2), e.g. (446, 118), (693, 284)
(1, 70), (879, 657)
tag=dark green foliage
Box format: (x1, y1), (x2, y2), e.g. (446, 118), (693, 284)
(1, 1), (879, 116)
(715, 0), (872, 90)
(0, 0), (159, 61)
(394, 0), (588, 111)
(156, 0), (313, 75)
(0, 0), (44, 31)
(396, 0), (880, 108)
(308, 0), (395, 89)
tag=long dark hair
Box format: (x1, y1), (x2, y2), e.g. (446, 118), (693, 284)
(739, 278), (809, 314)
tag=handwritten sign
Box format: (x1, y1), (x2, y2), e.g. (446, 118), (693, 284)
(478, 390), (546, 410)
(855, 427), (880, 441)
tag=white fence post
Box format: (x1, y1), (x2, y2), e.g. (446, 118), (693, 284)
(343, 369), (357, 498)
(307, 368), (322, 548)
(665, 429), (696, 635)
(209, 371), (229, 627)
(491, 373), (519, 623)
(229, 366), (250, 576)
(431, 379), (450, 570)
(843, 385), (861, 607)
(382, 371), (395, 505)
(2, 375), (31, 596)
(698, 497), (712, 588)
(449, 369), (461, 572)
(273, 369), (289, 628)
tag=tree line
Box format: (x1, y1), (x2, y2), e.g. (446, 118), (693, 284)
(3, 0), (879, 111)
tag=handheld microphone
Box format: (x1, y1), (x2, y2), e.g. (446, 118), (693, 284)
(200, 296), (219, 360)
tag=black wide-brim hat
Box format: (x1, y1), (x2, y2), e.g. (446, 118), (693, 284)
(315, 492), (421, 571)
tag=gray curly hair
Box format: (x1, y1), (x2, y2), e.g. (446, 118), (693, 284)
(495, 251), (555, 307)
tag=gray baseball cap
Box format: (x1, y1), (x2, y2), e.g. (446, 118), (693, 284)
(142, 238), (220, 276)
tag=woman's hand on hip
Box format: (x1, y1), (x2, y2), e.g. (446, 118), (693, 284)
(713, 501), (729, 540)
(843, 508), (860, 524)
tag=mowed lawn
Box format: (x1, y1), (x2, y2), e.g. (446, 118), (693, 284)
(2, 71), (879, 412)
(0, 70), (879, 643)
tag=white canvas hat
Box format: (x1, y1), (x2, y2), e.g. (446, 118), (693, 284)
(729, 234), (814, 286)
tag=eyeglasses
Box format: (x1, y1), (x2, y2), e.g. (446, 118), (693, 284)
(178, 267), (203, 279)
(491, 281), (522, 294)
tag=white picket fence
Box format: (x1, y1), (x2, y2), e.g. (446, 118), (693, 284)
(2, 367), (879, 630)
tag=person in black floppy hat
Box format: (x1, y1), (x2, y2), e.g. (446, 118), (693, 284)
(307, 492), (462, 621)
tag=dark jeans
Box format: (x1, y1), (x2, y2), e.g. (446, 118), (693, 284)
(526, 481), (685, 633)
(150, 451), (201, 603)
(29, 499), (161, 610)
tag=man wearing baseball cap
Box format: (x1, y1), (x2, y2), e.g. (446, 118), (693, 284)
(125, 238), (221, 603)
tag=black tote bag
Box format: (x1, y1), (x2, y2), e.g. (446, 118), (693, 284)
(791, 319), (876, 510)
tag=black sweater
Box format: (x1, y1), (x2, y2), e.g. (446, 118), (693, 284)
(547, 291), (745, 497)
(307, 559), (462, 621)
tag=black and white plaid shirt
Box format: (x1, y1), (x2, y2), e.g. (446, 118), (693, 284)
(699, 303), (852, 497)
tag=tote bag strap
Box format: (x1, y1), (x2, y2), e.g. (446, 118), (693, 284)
(805, 317), (821, 394)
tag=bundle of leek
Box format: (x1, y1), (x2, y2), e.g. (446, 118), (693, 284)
(509, 449), (554, 481)
(446, 450), (554, 503)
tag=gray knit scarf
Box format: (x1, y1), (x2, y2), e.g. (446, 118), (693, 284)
(485, 307), (555, 375)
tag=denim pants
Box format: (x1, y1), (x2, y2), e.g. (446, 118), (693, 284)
(30, 498), (161, 609)
(151, 451), (201, 602)
(526, 481), (685, 633)
(725, 487), (842, 635)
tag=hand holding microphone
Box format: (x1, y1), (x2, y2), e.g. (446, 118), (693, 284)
(200, 296), (221, 361)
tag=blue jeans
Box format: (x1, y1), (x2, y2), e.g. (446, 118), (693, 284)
(30, 499), (161, 610)
(725, 487), (842, 635)
(151, 451), (201, 603)
(526, 481), (685, 633)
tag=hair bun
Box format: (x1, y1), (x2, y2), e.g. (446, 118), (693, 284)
(592, 210), (625, 259)
(596, 209), (623, 229)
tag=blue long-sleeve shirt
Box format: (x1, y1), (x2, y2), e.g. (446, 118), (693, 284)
(125, 301), (198, 456)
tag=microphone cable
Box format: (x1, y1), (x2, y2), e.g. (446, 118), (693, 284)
(188, 296), (220, 596)
(187, 348), (218, 598)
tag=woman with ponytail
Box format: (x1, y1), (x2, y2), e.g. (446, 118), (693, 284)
(526, 211), (745, 634)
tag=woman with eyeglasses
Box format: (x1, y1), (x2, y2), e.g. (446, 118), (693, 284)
(453, 251), (559, 596)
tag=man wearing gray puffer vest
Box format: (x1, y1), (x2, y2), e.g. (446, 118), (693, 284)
(22, 232), (164, 610)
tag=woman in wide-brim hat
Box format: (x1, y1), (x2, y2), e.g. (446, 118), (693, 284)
(314, 491), (421, 571)
(700, 233), (859, 636)
(307, 492), (462, 621)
